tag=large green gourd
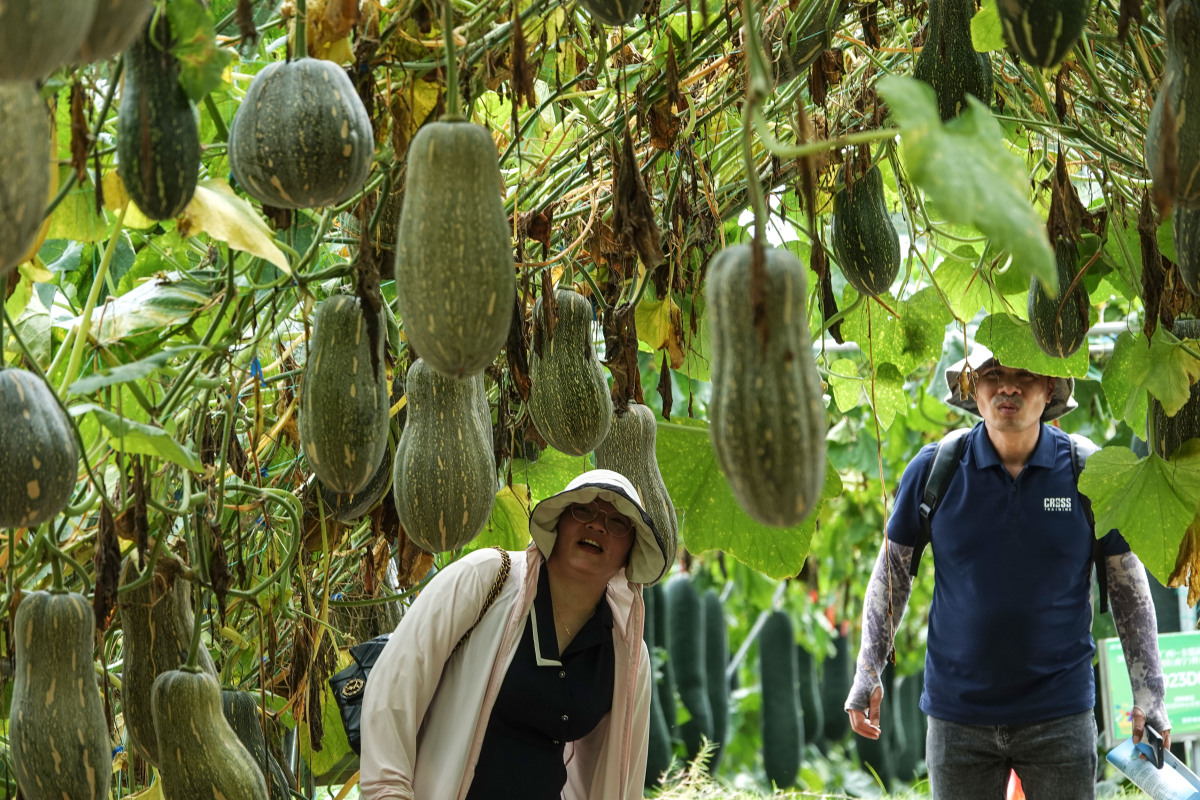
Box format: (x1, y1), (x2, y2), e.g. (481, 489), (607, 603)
(76, 0), (154, 62)
(153, 670), (269, 800)
(394, 120), (515, 378)
(642, 586), (673, 788)
(10, 591), (111, 800)
(760, 609), (802, 790)
(118, 555), (218, 766)
(529, 289), (613, 455)
(393, 360), (495, 552)
(0, 368), (79, 528)
(1178, 205), (1200, 296)
(1028, 238), (1090, 358)
(300, 295), (391, 495)
(577, 0), (645, 26)
(702, 589), (729, 773)
(228, 59), (373, 209)
(650, 582), (678, 733)
(892, 673), (925, 781)
(666, 574), (712, 762)
(1150, 319), (1200, 459)
(0, 84), (53, 278)
(1146, 0), (1200, 210)
(0, 0), (97, 80)
(221, 690), (291, 800)
(820, 631), (853, 742)
(318, 437), (394, 523)
(707, 244), (827, 527)
(830, 163), (901, 298)
(913, 0), (994, 120)
(117, 15), (200, 220)
(996, 0), (1090, 69)
(796, 644), (825, 747)
(594, 403), (677, 582)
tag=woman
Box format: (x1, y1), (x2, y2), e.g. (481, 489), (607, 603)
(360, 468), (671, 800)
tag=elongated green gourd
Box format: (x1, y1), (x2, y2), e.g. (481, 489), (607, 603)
(117, 15), (200, 220)
(594, 403), (677, 582)
(394, 119), (515, 378)
(392, 359), (496, 552)
(854, 664), (896, 790)
(119, 555), (218, 766)
(996, 0), (1091, 69)
(1028, 238), (1090, 358)
(530, 289), (612, 455)
(221, 690), (291, 800)
(820, 632), (853, 742)
(299, 295), (391, 495)
(1177, 205), (1200, 296)
(0, 83), (53, 277)
(227, 59), (373, 209)
(891, 673), (925, 781)
(153, 670), (269, 800)
(831, 163), (901, 298)
(10, 591), (111, 800)
(650, 582), (677, 734)
(707, 244), (827, 527)
(642, 586), (673, 787)
(702, 589), (729, 773)
(760, 609), (802, 789)
(0, 0), (97, 80)
(796, 644), (825, 748)
(0, 368), (79, 527)
(577, 0), (645, 26)
(1150, 319), (1200, 458)
(1146, 0), (1200, 210)
(666, 574), (712, 761)
(913, 0), (993, 120)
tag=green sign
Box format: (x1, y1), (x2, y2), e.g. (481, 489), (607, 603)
(1099, 632), (1200, 747)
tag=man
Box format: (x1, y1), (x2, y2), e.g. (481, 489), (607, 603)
(844, 344), (1169, 800)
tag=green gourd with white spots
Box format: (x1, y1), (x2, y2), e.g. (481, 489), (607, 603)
(9, 591), (111, 800)
(393, 119), (515, 378)
(75, 0), (153, 61)
(706, 244), (827, 527)
(913, 0), (993, 120)
(0, 368), (78, 528)
(529, 289), (612, 455)
(392, 359), (496, 553)
(831, 162), (901, 298)
(228, 58), (373, 209)
(996, 0), (1090, 69)
(152, 670), (269, 800)
(0, 84), (53, 278)
(299, 296), (391, 495)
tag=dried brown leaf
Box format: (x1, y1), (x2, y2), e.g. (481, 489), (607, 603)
(657, 351), (673, 420)
(613, 129), (666, 270)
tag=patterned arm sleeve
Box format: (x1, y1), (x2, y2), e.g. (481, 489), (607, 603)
(1108, 551), (1170, 732)
(845, 541), (914, 711)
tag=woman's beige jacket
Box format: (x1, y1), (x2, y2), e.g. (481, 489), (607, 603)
(360, 544), (651, 799)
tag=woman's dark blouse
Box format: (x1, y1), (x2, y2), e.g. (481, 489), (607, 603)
(465, 565), (615, 799)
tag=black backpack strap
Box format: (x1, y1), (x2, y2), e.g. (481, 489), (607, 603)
(1070, 434), (1107, 614)
(910, 428), (971, 578)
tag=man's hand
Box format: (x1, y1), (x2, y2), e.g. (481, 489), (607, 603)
(847, 686), (883, 740)
(1131, 706), (1172, 751)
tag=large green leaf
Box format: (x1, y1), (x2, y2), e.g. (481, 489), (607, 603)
(829, 357), (861, 412)
(842, 287), (953, 375)
(471, 484), (534, 552)
(1130, 327), (1200, 417)
(1078, 446), (1200, 583)
(974, 313), (1090, 378)
(655, 417), (841, 579)
(1102, 332), (1149, 435)
(878, 75), (1056, 291)
(870, 363), (907, 431)
(72, 403), (203, 471)
(168, 0), (231, 104)
(69, 346), (210, 395)
(970, 0), (1005, 52)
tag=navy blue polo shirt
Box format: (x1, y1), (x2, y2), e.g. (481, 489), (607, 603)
(887, 422), (1130, 725)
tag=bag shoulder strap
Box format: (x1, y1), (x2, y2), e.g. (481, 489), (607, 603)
(909, 428), (971, 578)
(451, 547), (512, 657)
(1070, 434), (1108, 614)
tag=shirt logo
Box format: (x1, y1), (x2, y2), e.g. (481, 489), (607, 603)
(1044, 497), (1072, 512)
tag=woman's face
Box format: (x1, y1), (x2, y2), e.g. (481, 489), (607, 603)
(547, 497), (637, 582)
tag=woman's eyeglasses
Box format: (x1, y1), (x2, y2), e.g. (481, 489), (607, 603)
(567, 503), (634, 538)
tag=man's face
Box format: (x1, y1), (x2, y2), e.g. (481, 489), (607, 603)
(971, 363), (1055, 434)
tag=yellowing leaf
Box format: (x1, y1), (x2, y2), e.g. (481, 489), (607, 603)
(635, 295), (686, 369)
(100, 172), (157, 230)
(46, 168), (107, 243)
(178, 180), (290, 273)
(829, 357), (862, 412)
(391, 79), (441, 156)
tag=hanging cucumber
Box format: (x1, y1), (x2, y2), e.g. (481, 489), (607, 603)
(703, 589), (730, 773)
(759, 609), (802, 790)
(666, 574), (713, 761)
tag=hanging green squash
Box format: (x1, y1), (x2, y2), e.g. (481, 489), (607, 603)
(0, 83), (53, 278)
(996, 0), (1091, 70)
(0, 368), (79, 528)
(913, 0), (993, 120)
(0, 0), (97, 80)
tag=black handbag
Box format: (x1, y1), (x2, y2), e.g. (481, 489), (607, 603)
(330, 548), (511, 755)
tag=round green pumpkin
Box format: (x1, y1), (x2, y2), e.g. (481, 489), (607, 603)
(0, 0), (97, 80)
(1, 83), (53, 278)
(228, 58), (374, 209)
(0, 368), (79, 528)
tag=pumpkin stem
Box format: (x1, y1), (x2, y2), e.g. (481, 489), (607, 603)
(48, 528), (64, 592)
(183, 587), (208, 673)
(443, 0), (460, 118)
(294, 0), (307, 60)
